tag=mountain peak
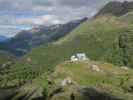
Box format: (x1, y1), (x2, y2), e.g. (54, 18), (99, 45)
(95, 1), (133, 17)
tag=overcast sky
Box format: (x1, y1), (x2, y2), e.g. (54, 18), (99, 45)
(0, 0), (132, 37)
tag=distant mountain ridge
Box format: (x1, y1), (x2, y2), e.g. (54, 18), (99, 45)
(0, 35), (8, 42)
(0, 17), (87, 56)
(95, 1), (133, 17)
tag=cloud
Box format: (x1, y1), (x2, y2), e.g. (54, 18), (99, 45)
(56, 0), (105, 8)
(0, 24), (32, 37)
(17, 15), (62, 25)
(0, 0), (132, 37)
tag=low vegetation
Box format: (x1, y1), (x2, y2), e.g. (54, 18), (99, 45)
(2, 13), (133, 87)
(47, 60), (133, 100)
(0, 1), (133, 99)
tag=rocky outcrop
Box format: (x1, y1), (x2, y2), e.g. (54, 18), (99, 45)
(78, 87), (123, 100)
(48, 86), (124, 100)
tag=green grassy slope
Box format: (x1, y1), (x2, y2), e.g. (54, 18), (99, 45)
(47, 60), (133, 100)
(10, 60), (133, 100)
(0, 50), (15, 65)
(119, 11), (133, 23)
(4, 15), (133, 85)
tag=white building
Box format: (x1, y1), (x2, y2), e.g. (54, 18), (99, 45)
(71, 53), (88, 62)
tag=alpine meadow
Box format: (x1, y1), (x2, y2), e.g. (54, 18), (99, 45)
(0, 0), (133, 100)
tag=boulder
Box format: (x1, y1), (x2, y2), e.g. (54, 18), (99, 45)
(26, 57), (32, 63)
(61, 77), (72, 86)
(121, 66), (128, 70)
(91, 65), (100, 72)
